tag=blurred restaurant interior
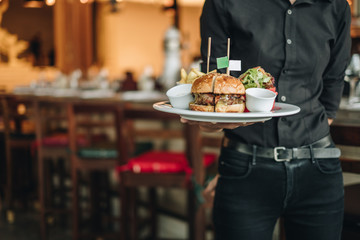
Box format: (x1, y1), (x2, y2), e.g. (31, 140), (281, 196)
(0, 0), (360, 239)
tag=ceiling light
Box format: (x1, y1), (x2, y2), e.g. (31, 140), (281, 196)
(23, 0), (44, 8)
(45, 0), (55, 6)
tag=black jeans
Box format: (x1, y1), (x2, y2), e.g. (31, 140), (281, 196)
(213, 143), (344, 240)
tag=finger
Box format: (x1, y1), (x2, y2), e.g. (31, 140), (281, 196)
(180, 118), (200, 125)
(180, 118), (188, 123)
(199, 125), (223, 132)
(205, 184), (214, 192)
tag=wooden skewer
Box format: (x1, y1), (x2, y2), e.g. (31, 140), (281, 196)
(207, 37), (211, 73)
(226, 38), (230, 75)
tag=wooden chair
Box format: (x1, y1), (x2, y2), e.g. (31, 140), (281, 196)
(0, 95), (36, 224)
(330, 124), (360, 240)
(117, 103), (221, 240)
(33, 100), (73, 240)
(67, 101), (125, 240)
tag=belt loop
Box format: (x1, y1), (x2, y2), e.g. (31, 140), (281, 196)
(252, 145), (257, 165)
(309, 144), (315, 164)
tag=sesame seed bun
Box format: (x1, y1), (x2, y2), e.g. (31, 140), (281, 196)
(191, 73), (219, 93)
(213, 74), (245, 95)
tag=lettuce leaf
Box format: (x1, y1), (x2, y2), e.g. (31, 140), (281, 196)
(240, 67), (273, 89)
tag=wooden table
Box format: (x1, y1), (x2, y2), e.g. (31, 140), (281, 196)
(0, 91), (167, 239)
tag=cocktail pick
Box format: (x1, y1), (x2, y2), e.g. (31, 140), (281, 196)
(207, 37), (211, 73)
(226, 38), (230, 75)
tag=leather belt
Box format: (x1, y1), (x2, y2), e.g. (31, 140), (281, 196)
(222, 135), (341, 162)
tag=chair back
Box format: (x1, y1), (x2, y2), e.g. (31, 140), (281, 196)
(68, 102), (125, 169)
(120, 103), (222, 185)
(0, 94), (36, 224)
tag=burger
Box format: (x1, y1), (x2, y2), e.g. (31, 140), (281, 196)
(189, 73), (246, 113)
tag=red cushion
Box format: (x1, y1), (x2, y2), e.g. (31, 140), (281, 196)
(203, 153), (217, 167)
(31, 134), (89, 155)
(33, 133), (88, 147)
(116, 151), (217, 174)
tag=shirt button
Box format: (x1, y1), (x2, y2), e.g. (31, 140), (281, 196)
(287, 9), (292, 15)
(282, 69), (287, 74)
(287, 39), (292, 45)
(281, 96), (287, 102)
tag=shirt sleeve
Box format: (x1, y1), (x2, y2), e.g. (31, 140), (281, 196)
(320, 2), (351, 119)
(200, 0), (230, 73)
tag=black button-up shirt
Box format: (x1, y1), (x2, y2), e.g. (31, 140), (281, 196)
(200, 0), (351, 147)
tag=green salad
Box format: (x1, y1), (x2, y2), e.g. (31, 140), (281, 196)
(239, 67), (275, 89)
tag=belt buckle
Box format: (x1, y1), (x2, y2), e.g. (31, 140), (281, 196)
(274, 146), (291, 162)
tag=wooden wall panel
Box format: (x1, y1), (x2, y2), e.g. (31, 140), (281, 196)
(54, 1), (93, 75)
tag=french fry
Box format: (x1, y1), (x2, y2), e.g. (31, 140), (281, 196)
(192, 68), (205, 77)
(179, 68), (187, 84)
(177, 68), (209, 84)
(186, 70), (199, 84)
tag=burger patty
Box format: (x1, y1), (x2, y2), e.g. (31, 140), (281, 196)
(215, 94), (244, 105)
(193, 93), (244, 106)
(194, 93), (215, 105)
